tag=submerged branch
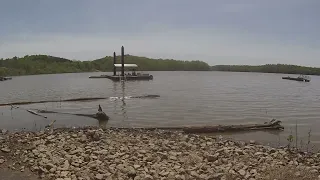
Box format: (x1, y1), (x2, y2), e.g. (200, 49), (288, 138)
(26, 110), (47, 118)
(34, 108), (109, 121)
(0, 97), (107, 106)
(0, 95), (160, 107)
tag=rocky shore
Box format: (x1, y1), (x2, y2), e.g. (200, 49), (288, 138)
(0, 127), (320, 180)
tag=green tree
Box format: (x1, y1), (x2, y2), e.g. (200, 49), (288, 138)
(0, 54), (211, 76)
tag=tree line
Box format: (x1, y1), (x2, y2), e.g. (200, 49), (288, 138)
(211, 64), (320, 75)
(2, 55), (316, 76)
(0, 55), (211, 76)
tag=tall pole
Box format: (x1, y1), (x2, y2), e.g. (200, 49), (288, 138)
(121, 46), (124, 76)
(113, 52), (116, 76)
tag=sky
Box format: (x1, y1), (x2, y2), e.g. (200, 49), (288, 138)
(0, 0), (319, 66)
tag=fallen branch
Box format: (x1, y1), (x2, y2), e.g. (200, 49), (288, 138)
(26, 110), (47, 119)
(0, 95), (160, 106)
(34, 105), (109, 121)
(45, 120), (57, 129)
(0, 97), (107, 106)
(112, 119), (284, 134)
(183, 119), (284, 133)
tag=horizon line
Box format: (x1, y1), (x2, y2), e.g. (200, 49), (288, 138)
(1, 53), (320, 68)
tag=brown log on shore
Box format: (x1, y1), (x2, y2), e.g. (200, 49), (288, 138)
(182, 119), (284, 133)
(113, 119), (284, 133)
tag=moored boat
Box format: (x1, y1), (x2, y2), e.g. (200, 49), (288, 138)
(0, 77), (12, 81)
(282, 75), (310, 82)
(89, 46), (153, 81)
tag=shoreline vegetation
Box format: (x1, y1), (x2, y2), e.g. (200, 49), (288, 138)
(211, 64), (320, 75)
(0, 127), (320, 180)
(0, 55), (211, 76)
(1, 55), (320, 77)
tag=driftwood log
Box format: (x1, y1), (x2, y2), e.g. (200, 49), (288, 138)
(0, 95), (160, 107)
(26, 110), (47, 119)
(113, 119), (284, 134)
(34, 105), (109, 121)
(183, 119), (284, 133)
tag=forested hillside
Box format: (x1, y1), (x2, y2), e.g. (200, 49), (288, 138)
(94, 55), (210, 71)
(3, 55), (316, 76)
(211, 64), (320, 75)
(0, 55), (211, 76)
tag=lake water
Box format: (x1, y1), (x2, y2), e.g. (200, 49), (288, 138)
(0, 71), (319, 150)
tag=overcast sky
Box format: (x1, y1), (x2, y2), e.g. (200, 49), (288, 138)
(0, 0), (319, 66)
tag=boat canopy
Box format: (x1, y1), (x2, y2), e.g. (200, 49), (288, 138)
(114, 64), (138, 68)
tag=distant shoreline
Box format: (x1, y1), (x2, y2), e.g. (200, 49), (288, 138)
(2, 68), (318, 78)
(211, 70), (318, 76)
(1, 54), (319, 76)
(0, 54), (211, 77)
(211, 64), (320, 76)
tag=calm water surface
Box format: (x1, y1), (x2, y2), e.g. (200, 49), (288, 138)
(0, 71), (319, 149)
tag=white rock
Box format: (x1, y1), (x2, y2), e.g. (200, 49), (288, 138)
(190, 171), (198, 177)
(60, 171), (69, 177)
(95, 174), (104, 180)
(310, 169), (318, 173)
(1, 148), (10, 153)
(250, 169), (257, 174)
(1, 129), (8, 134)
(238, 169), (246, 176)
(62, 160), (70, 170)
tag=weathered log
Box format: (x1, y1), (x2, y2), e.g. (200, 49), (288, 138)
(26, 110), (47, 118)
(35, 110), (109, 121)
(34, 104), (109, 121)
(0, 95), (160, 106)
(45, 120), (57, 129)
(0, 98), (107, 106)
(110, 119), (284, 134)
(183, 119), (284, 133)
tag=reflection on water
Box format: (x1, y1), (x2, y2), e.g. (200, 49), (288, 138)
(111, 81), (128, 120)
(112, 81), (118, 114)
(120, 81), (128, 121)
(98, 81), (128, 129)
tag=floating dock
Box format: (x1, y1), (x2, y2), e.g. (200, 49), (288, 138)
(282, 75), (310, 82)
(89, 46), (153, 81)
(0, 77), (12, 81)
(89, 74), (153, 81)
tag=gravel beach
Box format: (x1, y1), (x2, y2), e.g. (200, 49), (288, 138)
(0, 127), (320, 180)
